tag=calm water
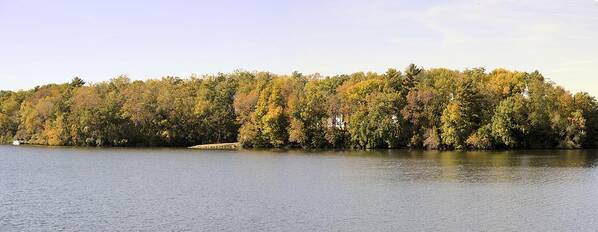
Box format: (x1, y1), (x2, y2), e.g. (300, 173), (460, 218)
(1, 146), (598, 232)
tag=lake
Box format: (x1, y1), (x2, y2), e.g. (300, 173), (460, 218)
(1, 146), (597, 231)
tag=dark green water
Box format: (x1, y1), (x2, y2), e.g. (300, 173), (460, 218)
(1, 146), (597, 231)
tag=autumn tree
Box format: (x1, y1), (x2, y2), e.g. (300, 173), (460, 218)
(1, 67), (596, 150)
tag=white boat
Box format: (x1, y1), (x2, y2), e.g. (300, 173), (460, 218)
(12, 140), (21, 145)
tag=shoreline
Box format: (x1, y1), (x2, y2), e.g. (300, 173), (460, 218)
(3, 143), (597, 152)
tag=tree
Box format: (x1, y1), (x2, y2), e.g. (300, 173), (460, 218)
(0, 92), (24, 143)
(573, 92), (598, 147)
(402, 89), (438, 148)
(341, 74), (404, 149)
(1, 67), (596, 151)
(466, 124), (493, 150)
(562, 110), (586, 148)
(403, 64), (423, 91)
(289, 80), (329, 148)
(491, 96), (529, 148)
(70, 77), (86, 88)
(243, 76), (300, 148)
(195, 76), (239, 144)
(524, 71), (555, 148)
(237, 72), (271, 148)
(441, 79), (480, 149)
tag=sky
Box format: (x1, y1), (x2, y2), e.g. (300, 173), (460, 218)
(1, 0), (597, 96)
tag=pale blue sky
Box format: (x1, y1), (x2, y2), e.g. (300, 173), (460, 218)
(1, 0), (597, 96)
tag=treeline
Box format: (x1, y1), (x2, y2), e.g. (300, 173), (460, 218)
(1, 65), (597, 149)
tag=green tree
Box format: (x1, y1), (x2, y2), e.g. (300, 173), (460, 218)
(289, 80), (329, 148)
(491, 95), (529, 148)
(195, 75), (239, 144)
(341, 74), (404, 149)
(441, 79), (480, 149)
(403, 64), (423, 92)
(70, 77), (86, 88)
(573, 92), (598, 147)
